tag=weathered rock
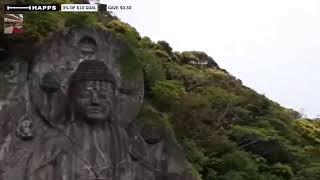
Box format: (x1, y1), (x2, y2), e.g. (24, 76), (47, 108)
(181, 51), (219, 69)
(0, 27), (195, 180)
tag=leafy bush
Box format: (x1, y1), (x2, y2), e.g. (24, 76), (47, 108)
(295, 165), (320, 180)
(218, 150), (259, 173)
(135, 49), (165, 89)
(64, 13), (98, 27)
(181, 52), (199, 64)
(139, 37), (160, 49)
(271, 163), (293, 179)
(106, 20), (141, 47)
(151, 80), (185, 111)
(153, 49), (171, 61)
(229, 125), (276, 142)
(293, 119), (320, 143)
(116, 46), (142, 80)
(157, 40), (173, 54)
(136, 103), (173, 135)
(181, 138), (208, 173)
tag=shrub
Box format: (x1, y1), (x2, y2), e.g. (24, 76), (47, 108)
(157, 40), (173, 54)
(116, 46), (142, 80)
(229, 125), (276, 142)
(218, 150), (259, 173)
(64, 13), (98, 27)
(106, 20), (141, 47)
(181, 138), (208, 173)
(151, 80), (185, 111)
(293, 119), (320, 144)
(295, 165), (320, 180)
(139, 36), (160, 49)
(271, 163), (293, 179)
(153, 49), (171, 61)
(181, 52), (199, 64)
(135, 49), (165, 89)
(136, 103), (173, 135)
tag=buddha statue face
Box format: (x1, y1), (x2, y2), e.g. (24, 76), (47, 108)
(72, 80), (114, 124)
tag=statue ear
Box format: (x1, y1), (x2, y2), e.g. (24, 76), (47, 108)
(65, 92), (76, 123)
(113, 86), (119, 97)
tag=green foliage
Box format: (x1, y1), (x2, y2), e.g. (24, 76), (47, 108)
(172, 92), (213, 137)
(14, 0), (100, 41)
(218, 151), (259, 173)
(295, 164), (320, 180)
(139, 37), (160, 49)
(218, 171), (282, 180)
(195, 86), (242, 109)
(228, 124), (301, 165)
(157, 40), (173, 54)
(171, 52), (182, 63)
(229, 125), (276, 142)
(181, 51), (199, 63)
(22, 12), (99, 41)
(271, 163), (293, 179)
(153, 49), (171, 61)
(106, 20), (141, 47)
(64, 13), (98, 27)
(191, 165), (204, 180)
(151, 80), (185, 111)
(166, 63), (231, 92)
(135, 49), (165, 88)
(212, 150), (285, 180)
(207, 69), (229, 80)
(182, 138), (209, 173)
(23, 12), (63, 40)
(293, 119), (320, 143)
(136, 103), (173, 135)
(116, 46), (142, 80)
(270, 106), (299, 122)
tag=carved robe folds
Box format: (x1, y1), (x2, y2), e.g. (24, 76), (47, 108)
(26, 124), (132, 180)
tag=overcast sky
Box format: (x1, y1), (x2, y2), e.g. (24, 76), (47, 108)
(104, 0), (320, 118)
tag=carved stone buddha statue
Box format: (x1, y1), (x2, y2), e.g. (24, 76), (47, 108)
(25, 60), (133, 180)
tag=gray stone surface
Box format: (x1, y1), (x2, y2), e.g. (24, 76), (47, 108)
(0, 27), (195, 180)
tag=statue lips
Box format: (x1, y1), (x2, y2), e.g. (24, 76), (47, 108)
(87, 106), (103, 113)
(85, 104), (109, 122)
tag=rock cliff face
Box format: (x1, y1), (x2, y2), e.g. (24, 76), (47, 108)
(0, 27), (195, 180)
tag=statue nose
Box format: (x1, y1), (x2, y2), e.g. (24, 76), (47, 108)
(91, 92), (99, 104)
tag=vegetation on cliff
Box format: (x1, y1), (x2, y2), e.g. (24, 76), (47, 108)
(2, 6), (320, 180)
(106, 19), (320, 180)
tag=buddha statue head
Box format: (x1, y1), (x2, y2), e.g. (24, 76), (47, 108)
(68, 60), (116, 124)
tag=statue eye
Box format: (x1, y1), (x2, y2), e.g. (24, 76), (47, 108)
(79, 90), (90, 98)
(99, 93), (108, 99)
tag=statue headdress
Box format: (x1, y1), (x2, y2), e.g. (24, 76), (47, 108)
(69, 60), (116, 86)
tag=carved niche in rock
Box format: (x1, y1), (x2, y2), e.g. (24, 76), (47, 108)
(0, 27), (195, 180)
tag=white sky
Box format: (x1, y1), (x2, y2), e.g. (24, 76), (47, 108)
(103, 0), (320, 118)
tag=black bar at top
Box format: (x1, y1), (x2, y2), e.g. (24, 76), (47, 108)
(4, 4), (61, 12)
